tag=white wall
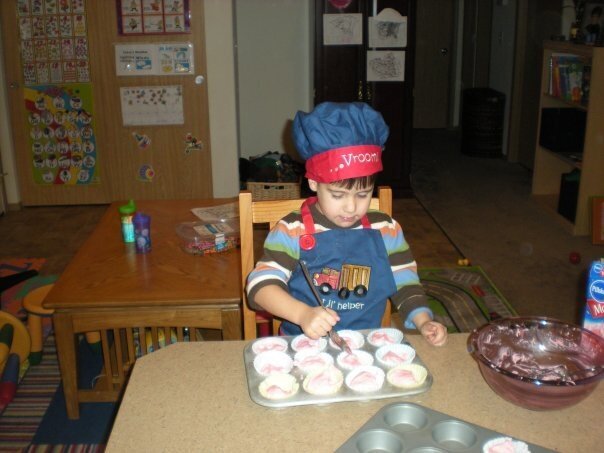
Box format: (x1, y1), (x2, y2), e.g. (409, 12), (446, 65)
(489, 0), (517, 155)
(0, 19), (20, 208)
(204, 0), (240, 197)
(235, 0), (313, 160)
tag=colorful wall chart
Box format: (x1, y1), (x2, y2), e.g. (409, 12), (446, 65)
(24, 84), (99, 185)
(17, 0), (90, 85)
(116, 0), (190, 35)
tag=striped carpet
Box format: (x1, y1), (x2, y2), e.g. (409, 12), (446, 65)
(0, 335), (104, 452)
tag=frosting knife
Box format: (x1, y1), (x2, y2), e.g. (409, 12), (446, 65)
(299, 260), (352, 354)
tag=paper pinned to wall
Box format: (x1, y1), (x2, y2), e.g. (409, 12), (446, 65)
(115, 42), (194, 76)
(368, 8), (407, 48)
(367, 51), (405, 82)
(120, 85), (184, 126)
(323, 13), (362, 45)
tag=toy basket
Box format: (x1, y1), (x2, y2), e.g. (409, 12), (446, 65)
(246, 181), (301, 201)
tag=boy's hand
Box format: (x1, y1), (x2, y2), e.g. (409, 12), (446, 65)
(299, 305), (340, 340)
(419, 321), (448, 346)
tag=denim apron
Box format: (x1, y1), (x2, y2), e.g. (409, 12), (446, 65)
(280, 197), (397, 336)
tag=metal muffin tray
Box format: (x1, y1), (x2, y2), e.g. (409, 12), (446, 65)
(336, 402), (556, 453)
(243, 330), (432, 408)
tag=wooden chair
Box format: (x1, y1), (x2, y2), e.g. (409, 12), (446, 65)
(239, 186), (393, 340)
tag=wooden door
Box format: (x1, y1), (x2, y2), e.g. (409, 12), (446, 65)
(314, 0), (415, 197)
(413, 0), (453, 128)
(0, 0), (211, 206)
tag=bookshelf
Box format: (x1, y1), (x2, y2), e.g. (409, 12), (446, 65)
(532, 41), (604, 235)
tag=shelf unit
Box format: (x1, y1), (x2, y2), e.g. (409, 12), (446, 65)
(532, 41), (604, 235)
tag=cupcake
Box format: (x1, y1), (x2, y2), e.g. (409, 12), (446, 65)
(253, 351), (293, 376)
(251, 337), (288, 354)
(376, 344), (416, 368)
(386, 364), (428, 389)
(367, 328), (404, 347)
(345, 366), (385, 393)
(336, 350), (374, 370)
(483, 437), (531, 453)
(258, 373), (300, 400)
(328, 330), (364, 351)
(291, 334), (327, 353)
(294, 351), (334, 375)
(303, 365), (344, 396)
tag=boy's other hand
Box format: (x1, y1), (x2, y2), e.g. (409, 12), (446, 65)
(419, 321), (448, 347)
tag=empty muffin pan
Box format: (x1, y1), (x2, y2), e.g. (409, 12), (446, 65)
(243, 329), (433, 408)
(336, 403), (556, 452)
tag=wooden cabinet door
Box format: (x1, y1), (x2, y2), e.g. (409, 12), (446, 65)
(0, 0), (212, 206)
(314, 0), (415, 197)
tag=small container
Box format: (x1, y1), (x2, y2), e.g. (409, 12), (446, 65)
(133, 212), (151, 254)
(118, 200), (136, 243)
(175, 219), (240, 255)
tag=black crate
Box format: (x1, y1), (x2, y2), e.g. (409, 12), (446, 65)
(461, 88), (505, 157)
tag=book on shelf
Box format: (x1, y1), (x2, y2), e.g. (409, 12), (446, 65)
(547, 53), (590, 105)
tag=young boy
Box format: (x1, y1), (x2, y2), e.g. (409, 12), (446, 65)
(246, 102), (447, 346)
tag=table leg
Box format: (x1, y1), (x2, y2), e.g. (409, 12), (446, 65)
(53, 312), (80, 419)
(221, 307), (242, 340)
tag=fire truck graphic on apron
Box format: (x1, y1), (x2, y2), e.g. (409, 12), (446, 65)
(312, 264), (371, 299)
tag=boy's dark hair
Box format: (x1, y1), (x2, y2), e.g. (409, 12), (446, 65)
(331, 174), (376, 190)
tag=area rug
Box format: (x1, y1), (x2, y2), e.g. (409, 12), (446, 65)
(419, 266), (518, 333)
(0, 334), (111, 452)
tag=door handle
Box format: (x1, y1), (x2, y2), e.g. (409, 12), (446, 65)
(9, 82), (19, 89)
(440, 48), (448, 56)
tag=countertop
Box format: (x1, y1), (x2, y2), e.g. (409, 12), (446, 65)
(106, 333), (602, 452)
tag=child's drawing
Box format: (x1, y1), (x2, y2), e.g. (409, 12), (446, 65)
(366, 51), (405, 82)
(323, 13), (362, 45)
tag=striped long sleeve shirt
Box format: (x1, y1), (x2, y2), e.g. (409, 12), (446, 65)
(246, 202), (432, 329)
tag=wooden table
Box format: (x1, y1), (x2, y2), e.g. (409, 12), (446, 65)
(43, 199), (242, 419)
(106, 334), (603, 452)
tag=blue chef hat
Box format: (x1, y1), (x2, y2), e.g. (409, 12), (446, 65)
(292, 102), (389, 183)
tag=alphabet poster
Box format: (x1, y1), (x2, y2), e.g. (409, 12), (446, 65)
(24, 83), (100, 185)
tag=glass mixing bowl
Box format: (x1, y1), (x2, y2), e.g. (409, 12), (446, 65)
(467, 317), (604, 410)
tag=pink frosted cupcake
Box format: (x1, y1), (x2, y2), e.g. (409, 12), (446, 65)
(251, 337), (288, 354)
(258, 373), (299, 400)
(294, 351), (334, 375)
(328, 330), (364, 351)
(253, 351), (293, 376)
(336, 350), (374, 370)
(482, 437), (531, 453)
(303, 365), (344, 396)
(367, 328), (404, 347)
(291, 334), (327, 353)
(345, 366), (385, 393)
(376, 344), (416, 368)
(386, 364), (428, 389)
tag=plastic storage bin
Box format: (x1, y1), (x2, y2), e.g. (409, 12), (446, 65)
(175, 219), (240, 255)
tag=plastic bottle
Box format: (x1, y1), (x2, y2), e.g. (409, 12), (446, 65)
(118, 199), (136, 243)
(133, 212), (151, 254)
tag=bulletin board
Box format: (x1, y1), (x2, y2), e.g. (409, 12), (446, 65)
(116, 0), (190, 35)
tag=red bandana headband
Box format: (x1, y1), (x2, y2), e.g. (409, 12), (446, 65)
(305, 144), (382, 183)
